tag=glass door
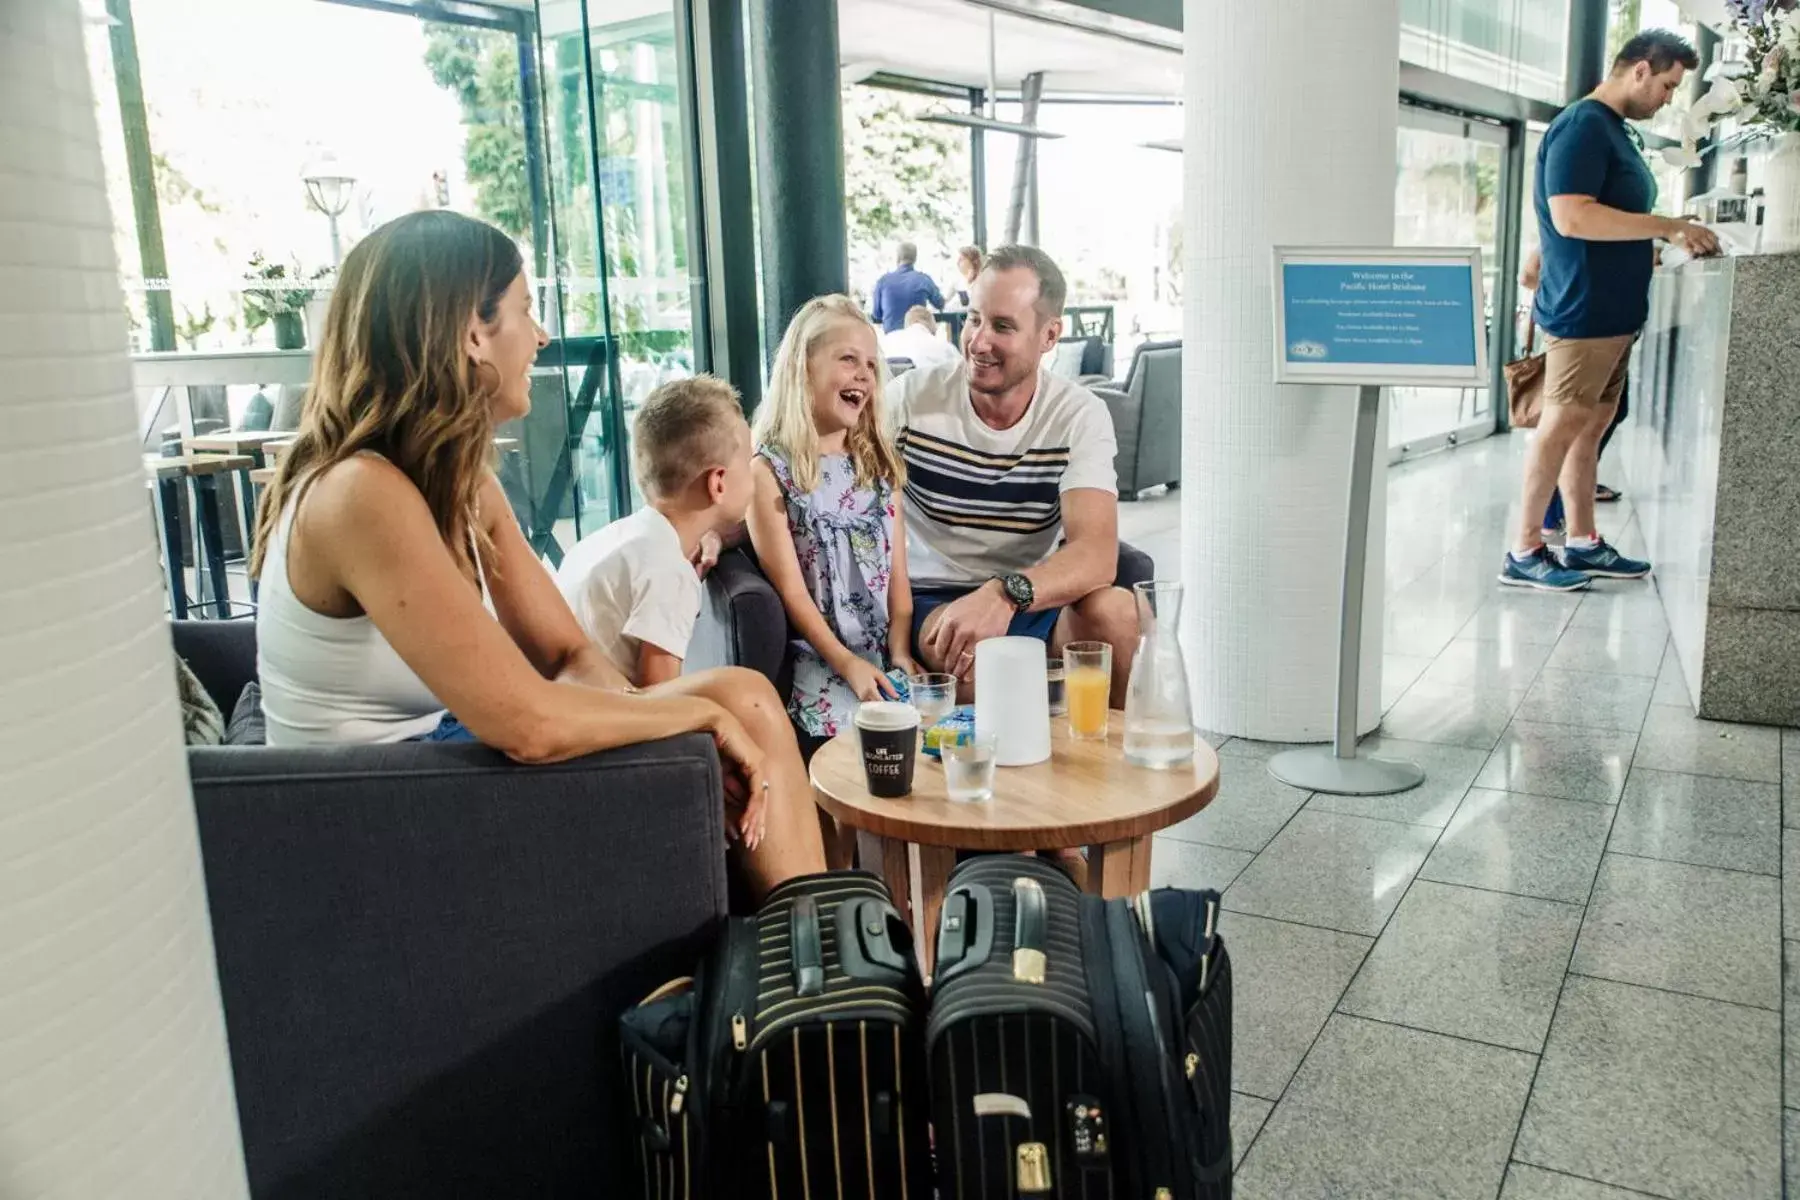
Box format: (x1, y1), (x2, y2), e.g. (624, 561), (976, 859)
(1391, 104), (1507, 457)
(536, 0), (704, 545)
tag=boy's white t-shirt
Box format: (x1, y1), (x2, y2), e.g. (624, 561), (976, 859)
(889, 360), (1118, 589)
(554, 506), (701, 678)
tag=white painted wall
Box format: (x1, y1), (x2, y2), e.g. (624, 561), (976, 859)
(1179, 0), (1401, 741)
(0, 3), (248, 1196)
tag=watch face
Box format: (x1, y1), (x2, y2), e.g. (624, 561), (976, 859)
(1004, 574), (1033, 610)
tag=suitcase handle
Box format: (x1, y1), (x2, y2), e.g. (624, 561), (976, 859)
(933, 883), (995, 985)
(836, 898), (913, 981)
(791, 895), (825, 997)
(1012, 877), (1047, 984)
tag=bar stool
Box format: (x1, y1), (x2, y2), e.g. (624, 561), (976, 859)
(144, 453), (254, 619)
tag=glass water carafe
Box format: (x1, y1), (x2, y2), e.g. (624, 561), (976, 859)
(1123, 580), (1195, 769)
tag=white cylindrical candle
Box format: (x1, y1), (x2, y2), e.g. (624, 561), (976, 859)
(0, 4), (250, 1196)
(973, 637), (1052, 766)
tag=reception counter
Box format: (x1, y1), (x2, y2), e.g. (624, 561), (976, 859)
(1623, 250), (1800, 726)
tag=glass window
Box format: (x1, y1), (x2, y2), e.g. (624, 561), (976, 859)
(842, 84), (974, 311)
(83, 0), (708, 563)
(1400, 0), (1571, 103)
(982, 99), (1185, 349)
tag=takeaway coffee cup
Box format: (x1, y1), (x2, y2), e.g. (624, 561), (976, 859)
(855, 701), (920, 798)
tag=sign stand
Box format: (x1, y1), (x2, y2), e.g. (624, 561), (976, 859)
(1263, 245), (1489, 797)
(1266, 383), (1425, 796)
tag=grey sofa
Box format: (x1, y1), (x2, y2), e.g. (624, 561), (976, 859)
(686, 542), (1157, 688)
(1093, 339), (1182, 500)
(174, 619), (728, 1199)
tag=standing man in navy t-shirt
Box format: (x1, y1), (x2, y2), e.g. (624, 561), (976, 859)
(1501, 29), (1719, 592)
(870, 242), (944, 333)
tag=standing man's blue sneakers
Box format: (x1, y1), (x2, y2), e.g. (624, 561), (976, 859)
(1559, 538), (1652, 579)
(1499, 547), (1592, 592)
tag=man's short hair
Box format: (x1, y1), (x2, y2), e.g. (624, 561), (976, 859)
(1613, 29), (1699, 75)
(896, 241), (918, 265)
(982, 244), (1067, 325)
(903, 304), (936, 331)
(631, 375), (743, 499)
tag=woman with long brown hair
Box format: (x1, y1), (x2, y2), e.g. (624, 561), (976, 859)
(251, 210), (824, 898)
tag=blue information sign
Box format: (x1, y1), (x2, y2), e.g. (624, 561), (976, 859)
(1272, 247), (1487, 386)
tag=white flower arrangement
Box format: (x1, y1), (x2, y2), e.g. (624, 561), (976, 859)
(1722, 0), (1800, 133)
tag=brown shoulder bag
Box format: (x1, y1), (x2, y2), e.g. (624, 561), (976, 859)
(1505, 315), (1545, 430)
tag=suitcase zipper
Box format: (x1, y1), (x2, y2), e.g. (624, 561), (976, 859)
(670, 1073), (689, 1115)
(731, 1012), (748, 1051)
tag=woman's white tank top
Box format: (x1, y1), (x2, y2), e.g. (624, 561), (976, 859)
(256, 483), (489, 746)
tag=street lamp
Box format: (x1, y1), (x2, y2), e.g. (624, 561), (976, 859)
(302, 153), (355, 265)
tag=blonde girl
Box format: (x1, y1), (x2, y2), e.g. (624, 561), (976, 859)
(747, 295), (914, 745)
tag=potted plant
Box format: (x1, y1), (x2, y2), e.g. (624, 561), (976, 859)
(1674, 1), (1800, 249)
(242, 253), (328, 350)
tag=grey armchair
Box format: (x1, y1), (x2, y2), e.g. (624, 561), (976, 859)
(1093, 339), (1182, 500)
(173, 620), (729, 1199)
(686, 542), (1157, 687)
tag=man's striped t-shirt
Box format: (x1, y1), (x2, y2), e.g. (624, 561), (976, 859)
(889, 361), (1118, 589)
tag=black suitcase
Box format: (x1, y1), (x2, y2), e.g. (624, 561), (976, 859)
(619, 870), (934, 1200)
(926, 855), (1232, 1199)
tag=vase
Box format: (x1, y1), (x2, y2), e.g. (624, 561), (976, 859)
(272, 309), (305, 350)
(1761, 131), (1800, 253)
(1123, 580), (1195, 769)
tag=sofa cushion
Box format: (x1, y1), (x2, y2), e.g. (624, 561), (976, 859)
(226, 681), (266, 746)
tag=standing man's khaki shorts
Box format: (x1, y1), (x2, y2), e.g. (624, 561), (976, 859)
(1542, 333), (1633, 409)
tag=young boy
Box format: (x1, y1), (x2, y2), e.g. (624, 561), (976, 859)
(556, 375), (756, 687)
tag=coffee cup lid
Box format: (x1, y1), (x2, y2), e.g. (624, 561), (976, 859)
(855, 701), (920, 731)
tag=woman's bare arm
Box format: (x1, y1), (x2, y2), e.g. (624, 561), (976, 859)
(297, 456), (731, 765)
(476, 472), (630, 691)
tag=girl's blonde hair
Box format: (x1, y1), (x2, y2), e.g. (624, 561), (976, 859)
(250, 210), (522, 579)
(754, 294), (905, 494)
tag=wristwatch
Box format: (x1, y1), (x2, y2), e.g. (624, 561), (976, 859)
(997, 573), (1035, 613)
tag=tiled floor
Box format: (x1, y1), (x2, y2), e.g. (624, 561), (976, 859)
(1122, 434), (1798, 1200)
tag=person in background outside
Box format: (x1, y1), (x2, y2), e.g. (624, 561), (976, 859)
(1501, 29), (1719, 592)
(944, 245), (984, 310)
(554, 376), (748, 687)
(870, 241), (944, 333)
(880, 304), (961, 371)
(1519, 248), (1630, 543)
(251, 209), (824, 901)
(888, 244), (1138, 705)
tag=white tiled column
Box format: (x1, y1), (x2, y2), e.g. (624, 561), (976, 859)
(0, 5), (249, 1196)
(1181, 0), (1400, 742)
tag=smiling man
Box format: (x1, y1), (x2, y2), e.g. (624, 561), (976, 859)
(887, 244), (1138, 702)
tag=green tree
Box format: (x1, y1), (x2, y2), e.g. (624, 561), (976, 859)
(423, 23), (531, 240)
(841, 85), (972, 296)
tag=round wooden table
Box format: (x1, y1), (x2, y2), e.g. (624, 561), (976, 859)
(809, 718), (1219, 973)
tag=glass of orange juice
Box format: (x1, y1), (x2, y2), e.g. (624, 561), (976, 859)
(1064, 641), (1112, 740)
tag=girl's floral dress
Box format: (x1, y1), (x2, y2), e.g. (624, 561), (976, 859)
(759, 445), (895, 738)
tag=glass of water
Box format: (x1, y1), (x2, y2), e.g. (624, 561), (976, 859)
(1045, 657), (1066, 717)
(907, 673), (957, 739)
(942, 733), (998, 803)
